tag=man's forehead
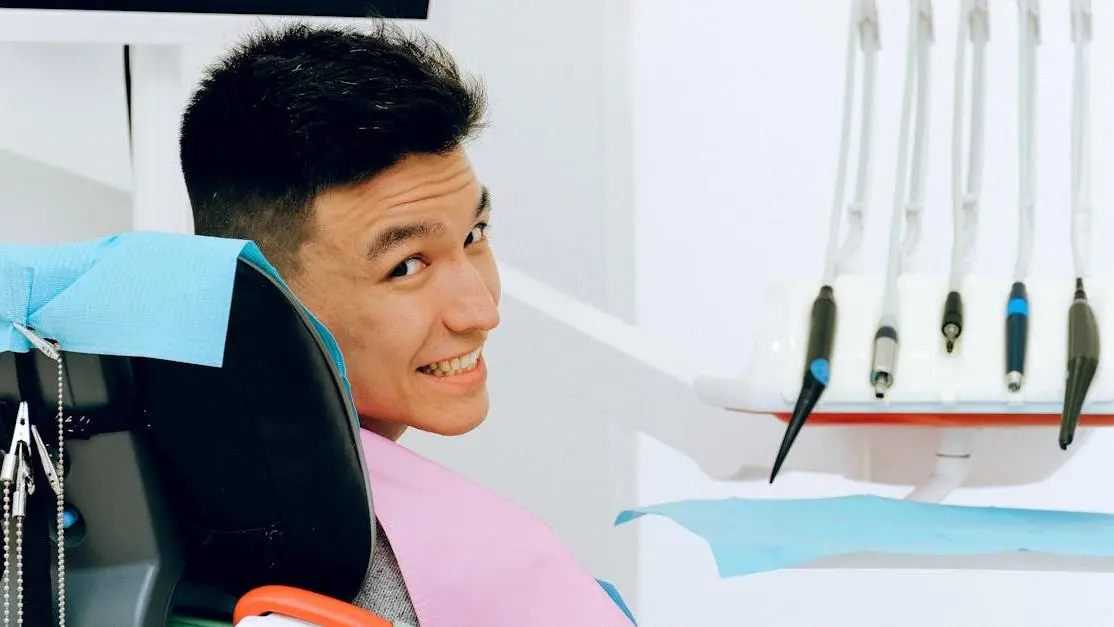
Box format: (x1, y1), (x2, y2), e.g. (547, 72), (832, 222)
(368, 151), (479, 205)
(313, 152), (482, 223)
(368, 182), (488, 220)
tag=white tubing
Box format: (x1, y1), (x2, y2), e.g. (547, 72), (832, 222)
(1013, 1), (1039, 283)
(822, 0), (881, 286)
(1070, 0), (1092, 280)
(879, 0), (933, 326)
(948, 0), (989, 292)
(905, 428), (974, 503)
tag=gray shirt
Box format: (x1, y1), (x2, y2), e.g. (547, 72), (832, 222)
(353, 521), (421, 625)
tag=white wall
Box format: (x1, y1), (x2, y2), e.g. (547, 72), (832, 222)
(632, 1), (1114, 625)
(0, 41), (131, 243)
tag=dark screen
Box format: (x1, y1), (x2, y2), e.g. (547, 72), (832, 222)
(0, 1), (428, 18)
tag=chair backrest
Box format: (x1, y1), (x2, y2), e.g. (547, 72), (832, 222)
(0, 258), (374, 626)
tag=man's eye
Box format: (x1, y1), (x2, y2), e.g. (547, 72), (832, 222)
(465, 223), (489, 246)
(388, 257), (425, 279)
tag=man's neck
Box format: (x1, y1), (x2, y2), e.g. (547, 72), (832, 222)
(361, 416), (408, 441)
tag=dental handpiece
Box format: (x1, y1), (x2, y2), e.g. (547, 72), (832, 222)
(1061, 278), (1099, 450)
(770, 285), (837, 483)
(870, 322), (898, 399)
(942, 290), (963, 353)
(1005, 282), (1029, 392)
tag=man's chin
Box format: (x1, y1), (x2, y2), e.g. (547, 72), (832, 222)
(359, 391), (490, 439)
(429, 416), (487, 436)
(360, 417), (485, 439)
(413, 407), (489, 437)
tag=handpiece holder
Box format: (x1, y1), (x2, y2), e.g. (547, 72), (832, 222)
(694, 274), (1113, 496)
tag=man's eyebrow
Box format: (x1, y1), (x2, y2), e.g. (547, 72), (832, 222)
(476, 187), (491, 218)
(366, 220), (445, 262)
(365, 187), (490, 262)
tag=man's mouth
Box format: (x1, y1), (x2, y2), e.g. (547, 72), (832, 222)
(418, 347), (483, 377)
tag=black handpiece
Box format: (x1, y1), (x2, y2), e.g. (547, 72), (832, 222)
(942, 290), (963, 353)
(1061, 278), (1100, 450)
(1005, 281), (1029, 392)
(770, 285), (837, 483)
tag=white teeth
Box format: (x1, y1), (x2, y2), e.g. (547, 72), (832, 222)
(421, 347), (482, 377)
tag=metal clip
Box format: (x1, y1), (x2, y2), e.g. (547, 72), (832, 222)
(844, 200), (866, 241)
(30, 425), (59, 496)
(961, 193), (981, 217)
(4, 404), (33, 518)
(3, 403), (30, 484)
(966, 0), (989, 42)
(914, 0), (935, 43)
(1019, 0), (1041, 44)
(855, 0), (881, 50)
(10, 322), (59, 361)
(0, 451), (15, 487)
(1071, 0), (1092, 43)
(12, 454), (32, 517)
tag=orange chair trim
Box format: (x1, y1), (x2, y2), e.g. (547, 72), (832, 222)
(234, 585), (392, 627)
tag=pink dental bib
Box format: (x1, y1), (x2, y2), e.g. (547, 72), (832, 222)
(360, 429), (632, 627)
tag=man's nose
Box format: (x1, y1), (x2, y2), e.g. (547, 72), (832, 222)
(442, 263), (500, 334)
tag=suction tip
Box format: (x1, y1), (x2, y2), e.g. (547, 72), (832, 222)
(1061, 357), (1098, 453)
(768, 463), (784, 484)
(770, 370), (827, 483)
(772, 287), (838, 483)
(1006, 371), (1022, 393)
(769, 436), (794, 483)
(1061, 285), (1100, 453)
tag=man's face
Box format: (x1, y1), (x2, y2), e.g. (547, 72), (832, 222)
(289, 149), (501, 440)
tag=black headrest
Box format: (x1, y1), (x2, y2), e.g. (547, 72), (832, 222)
(0, 258), (373, 609)
(133, 259), (373, 601)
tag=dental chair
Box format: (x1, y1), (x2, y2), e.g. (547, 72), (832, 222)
(0, 258), (392, 626)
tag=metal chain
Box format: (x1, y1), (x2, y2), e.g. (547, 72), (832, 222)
(14, 516), (21, 626)
(2, 481), (9, 626)
(54, 352), (65, 627)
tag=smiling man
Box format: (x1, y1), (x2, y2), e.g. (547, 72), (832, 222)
(177, 20), (634, 627)
(292, 152), (499, 442)
(181, 22), (498, 447)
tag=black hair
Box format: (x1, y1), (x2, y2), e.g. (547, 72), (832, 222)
(179, 20), (487, 273)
